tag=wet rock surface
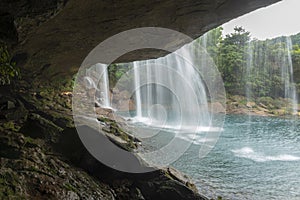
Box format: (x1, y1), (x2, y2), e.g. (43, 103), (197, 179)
(0, 86), (208, 200)
(0, 1), (284, 199)
(226, 95), (300, 117)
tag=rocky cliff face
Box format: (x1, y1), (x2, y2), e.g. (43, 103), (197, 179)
(0, 1), (281, 199)
(0, 87), (208, 200)
(0, 0), (66, 44)
(1, 0), (280, 87)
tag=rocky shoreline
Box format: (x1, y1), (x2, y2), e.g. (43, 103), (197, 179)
(3, 80), (297, 199)
(225, 95), (300, 117)
(0, 84), (209, 200)
(106, 86), (299, 118)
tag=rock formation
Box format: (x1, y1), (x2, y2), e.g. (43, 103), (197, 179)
(0, 0), (282, 199)
(1, 0), (280, 86)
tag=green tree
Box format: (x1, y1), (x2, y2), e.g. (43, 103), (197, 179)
(202, 27), (223, 63)
(217, 27), (250, 94)
(108, 63), (132, 89)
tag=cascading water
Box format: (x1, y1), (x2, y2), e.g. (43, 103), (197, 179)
(275, 36), (298, 115)
(245, 41), (253, 105)
(199, 32), (208, 74)
(130, 43), (211, 131)
(245, 36), (298, 115)
(133, 61), (142, 118)
(85, 63), (111, 108)
(88, 30), (225, 167)
(285, 37), (298, 114)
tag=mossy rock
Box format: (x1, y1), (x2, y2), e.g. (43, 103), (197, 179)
(0, 132), (23, 159)
(0, 170), (25, 199)
(257, 97), (274, 106)
(20, 113), (63, 142)
(2, 121), (20, 132)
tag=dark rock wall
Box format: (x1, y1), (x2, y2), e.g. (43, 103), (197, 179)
(0, 1), (283, 199)
(0, 0), (67, 43)
(0, 0), (280, 86)
(0, 91), (208, 199)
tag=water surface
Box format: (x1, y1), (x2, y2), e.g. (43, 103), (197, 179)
(137, 114), (300, 199)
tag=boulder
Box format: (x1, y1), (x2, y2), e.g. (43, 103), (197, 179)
(95, 107), (114, 117)
(246, 101), (256, 108)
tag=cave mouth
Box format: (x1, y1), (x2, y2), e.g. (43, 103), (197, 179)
(74, 1), (300, 198)
(72, 29), (226, 173)
(3, 0), (300, 200)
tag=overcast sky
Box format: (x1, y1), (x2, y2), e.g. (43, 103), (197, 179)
(222, 0), (300, 40)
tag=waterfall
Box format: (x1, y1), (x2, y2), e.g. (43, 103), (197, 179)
(133, 61), (142, 118)
(85, 63), (111, 108)
(244, 41), (254, 127)
(244, 36), (298, 115)
(104, 32), (225, 165)
(245, 41), (253, 104)
(285, 37), (298, 114)
(130, 43), (211, 131)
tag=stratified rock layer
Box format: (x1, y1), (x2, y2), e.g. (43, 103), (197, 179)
(1, 0), (280, 86)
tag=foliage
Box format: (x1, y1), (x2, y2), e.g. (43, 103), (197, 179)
(108, 63), (132, 87)
(108, 63), (132, 90)
(217, 27), (250, 94)
(201, 27), (300, 99)
(106, 27), (300, 102)
(197, 27), (223, 63)
(0, 45), (20, 85)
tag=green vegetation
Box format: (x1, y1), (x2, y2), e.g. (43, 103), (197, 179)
(0, 44), (20, 85)
(198, 27), (300, 101)
(3, 121), (20, 132)
(0, 170), (26, 199)
(64, 183), (78, 192)
(104, 27), (300, 109)
(217, 27), (250, 94)
(108, 63), (132, 88)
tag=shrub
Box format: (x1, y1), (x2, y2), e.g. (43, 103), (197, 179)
(0, 45), (20, 85)
(257, 96), (274, 107)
